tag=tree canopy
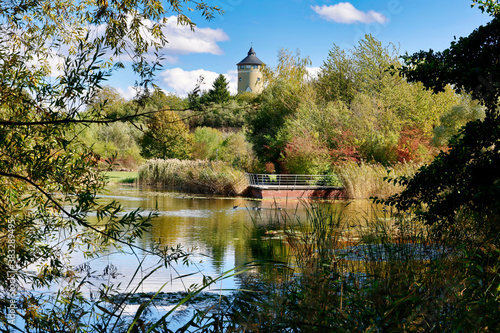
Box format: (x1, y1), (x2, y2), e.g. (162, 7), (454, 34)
(383, 13), (500, 237)
(205, 74), (231, 104)
(0, 0), (221, 330)
(399, 17), (500, 110)
(140, 109), (193, 160)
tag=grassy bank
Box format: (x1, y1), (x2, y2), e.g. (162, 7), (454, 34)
(105, 171), (138, 184)
(138, 158), (248, 196)
(137, 160), (421, 199)
(336, 161), (422, 199)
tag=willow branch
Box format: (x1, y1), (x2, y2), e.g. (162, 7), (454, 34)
(0, 171), (157, 255)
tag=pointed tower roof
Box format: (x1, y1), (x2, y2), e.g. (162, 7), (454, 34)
(237, 46), (264, 66)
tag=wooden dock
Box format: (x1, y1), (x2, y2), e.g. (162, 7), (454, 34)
(245, 173), (345, 199)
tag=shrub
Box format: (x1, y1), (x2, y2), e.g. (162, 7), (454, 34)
(218, 131), (256, 170)
(192, 127), (256, 171)
(191, 127), (224, 160)
(280, 131), (332, 174)
(358, 132), (398, 165)
(396, 128), (436, 163)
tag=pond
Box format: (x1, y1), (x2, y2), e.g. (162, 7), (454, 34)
(19, 184), (384, 329)
(71, 185), (383, 292)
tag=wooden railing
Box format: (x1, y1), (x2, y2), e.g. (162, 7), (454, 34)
(245, 173), (343, 188)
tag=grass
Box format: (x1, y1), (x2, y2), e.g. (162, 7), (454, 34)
(138, 158), (248, 196)
(105, 171), (138, 184)
(136, 159), (421, 199)
(210, 203), (500, 332)
(335, 161), (422, 199)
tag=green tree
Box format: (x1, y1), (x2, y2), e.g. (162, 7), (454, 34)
(0, 0), (220, 330)
(140, 110), (193, 159)
(306, 36), (461, 165)
(205, 74), (231, 104)
(472, 0), (500, 15)
(87, 86), (127, 119)
(246, 49), (313, 166)
(315, 45), (357, 104)
(80, 121), (144, 168)
(399, 17), (500, 110)
(316, 35), (400, 104)
(432, 98), (486, 147)
(384, 11), (500, 235)
(145, 89), (187, 111)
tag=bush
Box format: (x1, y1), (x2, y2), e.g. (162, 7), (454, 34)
(358, 132), (398, 165)
(191, 127), (224, 160)
(280, 132), (332, 174)
(79, 122), (143, 169)
(192, 127), (256, 171)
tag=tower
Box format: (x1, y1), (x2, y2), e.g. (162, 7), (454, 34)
(237, 46), (264, 94)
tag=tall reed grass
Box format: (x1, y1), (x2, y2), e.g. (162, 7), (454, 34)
(213, 203), (498, 332)
(335, 161), (422, 199)
(138, 159), (248, 196)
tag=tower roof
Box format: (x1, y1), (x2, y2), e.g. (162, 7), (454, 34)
(237, 47), (264, 66)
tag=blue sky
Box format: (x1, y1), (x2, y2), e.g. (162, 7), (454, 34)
(107, 0), (492, 98)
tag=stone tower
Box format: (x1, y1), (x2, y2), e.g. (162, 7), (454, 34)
(237, 46), (264, 94)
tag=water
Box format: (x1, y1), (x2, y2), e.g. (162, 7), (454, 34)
(13, 184), (382, 329)
(76, 184), (376, 294)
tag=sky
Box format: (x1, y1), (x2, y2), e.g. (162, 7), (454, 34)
(106, 0), (493, 99)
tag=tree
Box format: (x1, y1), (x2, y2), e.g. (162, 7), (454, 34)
(246, 49), (313, 166)
(315, 45), (357, 104)
(472, 0), (500, 17)
(140, 109), (193, 160)
(399, 17), (500, 110)
(383, 11), (500, 236)
(205, 74), (231, 104)
(305, 36), (460, 165)
(144, 89), (188, 111)
(0, 0), (220, 330)
(432, 98), (486, 147)
(316, 36), (400, 104)
(87, 86), (127, 119)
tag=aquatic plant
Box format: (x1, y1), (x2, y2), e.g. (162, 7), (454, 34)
(210, 202), (499, 331)
(138, 159), (248, 196)
(335, 161), (421, 199)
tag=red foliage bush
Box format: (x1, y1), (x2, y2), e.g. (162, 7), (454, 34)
(280, 132), (331, 174)
(329, 130), (360, 163)
(396, 128), (434, 163)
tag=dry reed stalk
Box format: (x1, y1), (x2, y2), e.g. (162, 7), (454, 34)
(138, 158), (248, 196)
(336, 161), (422, 199)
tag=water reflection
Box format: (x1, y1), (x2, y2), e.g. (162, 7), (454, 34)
(79, 185), (382, 294)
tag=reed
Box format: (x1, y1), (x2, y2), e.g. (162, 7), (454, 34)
(335, 161), (422, 199)
(138, 158), (248, 196)
(221, 203), (486, 332)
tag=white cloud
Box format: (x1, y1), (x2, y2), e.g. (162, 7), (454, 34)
(225, 70), (238, 95)
(160, 68), (237, 97)
(91, 15), (229, 64)
(116, 86), (143, 100)
(161, 16), (229, 56)
(312, 3), (387, 24)
(306, 67), (320, 80)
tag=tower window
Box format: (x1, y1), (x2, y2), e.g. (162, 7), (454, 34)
(253, 65), (258, 69)
(240, 65), (245, 69)
(239, 77), (242, 82)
